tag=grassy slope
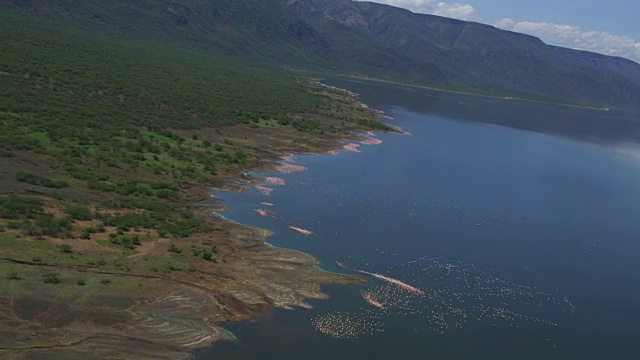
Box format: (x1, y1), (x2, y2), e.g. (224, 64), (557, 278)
(0, 14), (388, 280)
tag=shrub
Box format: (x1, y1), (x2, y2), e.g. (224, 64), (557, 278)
(15, 172), (68, 188)
(110, 233), (141, 249)
(77, 278), (86, 286)
(58, 244), (73, 253)
(42, 272), (60, 284)
(0, 195), (44, 219)
(154, 189), (177, 199)
(15, 171), (43, 185)
(191, 247), (203, 257)
(80, 229), (92, 240)
(168, 243), (182, 254)
(0, 150), (15, 158)
(6, 271), (21, 280)
(202, 250), (213, 261)
(29, 215), (72, 237)
(44, 179), (69, 189)
(66, 205), (93, 221)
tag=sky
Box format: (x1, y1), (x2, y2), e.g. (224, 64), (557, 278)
(360, 0), (640, 63)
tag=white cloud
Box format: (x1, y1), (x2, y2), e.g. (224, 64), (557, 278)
(432, 2), (477, 20)
(493, 17), (514, 29)
(495, 18), (640, 63)
(365, 0), (478, 20)
(363, 1), (640, 63)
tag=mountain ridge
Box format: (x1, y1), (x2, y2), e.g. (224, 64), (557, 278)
(283, 0), (640, 109)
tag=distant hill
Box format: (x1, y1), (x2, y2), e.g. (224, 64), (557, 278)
(2, 0), (334, 66)
(283, 0), (640, 109)
(3, 0), (640, 109)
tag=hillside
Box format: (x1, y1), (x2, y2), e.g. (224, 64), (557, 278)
(3, 0), (640, 108)
(283, 0), (640, 109)
(2, 0), (334, 65)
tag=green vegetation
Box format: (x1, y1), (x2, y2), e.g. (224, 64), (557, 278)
(0, 8), (388, 288)
(6, 271), (22, 281)
(65, 205), (93, 221)
(0, 195), (45, 220)
(58, 244), (73, 254)
(42, 272), (61, 284)
(108, 233), (141, 250)
(0, 15), (386, 245)
(16, 172), (69, 188)
(23, 215), (73, 238)
(168, 244), (182, 254)
(0, 196), (73, 237)
(190, 244), (217, 262)
(202, 250), (214, 262)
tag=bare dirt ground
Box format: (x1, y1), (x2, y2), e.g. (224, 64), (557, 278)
(0, 208), (364, 359)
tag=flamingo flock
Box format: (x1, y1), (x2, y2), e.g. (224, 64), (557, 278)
(254, 209), (269, 216)
(356, 270), (425, 296)
(343, 143), (362, 153)
(289, 226), (313, 236)
(312, 310), (384, 339)
(247, 130), (385, 237)
(264, 177), (286, 186)
(312, 255), (574, 338)
(362, 291), (386, 310)
(254, 185), (273, 196)
(275, 163), (308, 174)
(361, 137), (383, 145)
(281, 154), (295, 163)
(337, 262), (425, 296)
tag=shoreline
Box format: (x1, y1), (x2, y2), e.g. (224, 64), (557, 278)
(0, 81), (389, 360)
(337, 75), (612, 112)
(300, 70), (614, 112)
(184, 84), (394, 352)
(205, 127), (386, 270)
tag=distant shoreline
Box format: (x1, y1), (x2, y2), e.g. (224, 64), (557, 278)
(288, 68), (613, 112)
(335, 75), (612, 112)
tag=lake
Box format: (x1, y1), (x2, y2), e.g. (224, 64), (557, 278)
(194, 81), (640, 359)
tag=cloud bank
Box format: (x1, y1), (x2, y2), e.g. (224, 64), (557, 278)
(369, 0), (478, 20)
(364, 1), (640, 63)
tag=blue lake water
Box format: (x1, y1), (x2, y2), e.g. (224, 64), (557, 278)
(195, 82), (640, 359)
